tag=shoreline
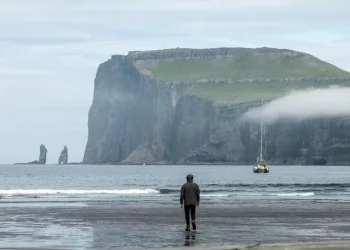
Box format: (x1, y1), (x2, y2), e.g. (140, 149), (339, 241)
(8, 163), (350, 166)
(142, 240), (350, 250)
(1, 241), (350, 250)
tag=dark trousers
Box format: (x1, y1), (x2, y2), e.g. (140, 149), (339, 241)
(184, 205), (196, 225)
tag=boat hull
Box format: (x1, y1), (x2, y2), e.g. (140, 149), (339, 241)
(253, 164), (269, 173)
(253, 168), (269, 173)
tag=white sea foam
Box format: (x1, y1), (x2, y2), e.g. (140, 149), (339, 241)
(235, 192), (316, 197)
(201, 193), (230, 197)
(0, 189), (160, 197)
(275, 192), (315, 197)
(0, 189), (316, 199)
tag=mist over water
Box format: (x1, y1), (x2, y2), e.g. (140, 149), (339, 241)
(242, 86), (350, 124)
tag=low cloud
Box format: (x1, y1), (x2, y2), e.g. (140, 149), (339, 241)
(243, 86), (350, 124)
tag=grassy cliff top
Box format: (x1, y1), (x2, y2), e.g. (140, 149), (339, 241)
(131, 47), (350, 81)
(187, 81), (350, 103)
(129, 47), (350, 103)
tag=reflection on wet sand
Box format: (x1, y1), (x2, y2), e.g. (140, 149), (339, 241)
(184, 231), (196, 246)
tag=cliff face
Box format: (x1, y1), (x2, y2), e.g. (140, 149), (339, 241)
(83, 48), (350, 165)
(84, 55), (187, 164)
(84, 56), (153, 164)
(265, 117), (350, 165)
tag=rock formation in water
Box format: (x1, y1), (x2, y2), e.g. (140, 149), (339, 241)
(83, 47), (350, 165)
(28, 144), (48, 164)
(58, 145), (68, 164)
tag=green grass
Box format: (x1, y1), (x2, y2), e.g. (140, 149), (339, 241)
(135, 51), (350, 81)
(130, 48), (195, 55)
(133, 48), (350, 103)
(187, 81), (350, 103)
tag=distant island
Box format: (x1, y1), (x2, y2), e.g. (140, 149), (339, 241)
(82, 47), (350, 165)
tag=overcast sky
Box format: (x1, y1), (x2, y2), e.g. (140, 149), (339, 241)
(0, 0), (349, 164)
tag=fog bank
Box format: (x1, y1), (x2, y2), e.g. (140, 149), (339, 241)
(243, 86), (350, 124)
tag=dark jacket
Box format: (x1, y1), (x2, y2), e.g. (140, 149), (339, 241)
(180, 179), (200, 206)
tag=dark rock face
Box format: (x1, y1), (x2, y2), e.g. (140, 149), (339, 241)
(28, 144), (47, 164)
(58, 145), (68, 164)
(83, 56), (156, 164)
(83, 55), (187, 164)
(83, 50), (350, 165)
(264, 117), (350, 165)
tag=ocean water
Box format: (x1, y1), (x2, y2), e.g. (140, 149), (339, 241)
(1, 164), (350, 249)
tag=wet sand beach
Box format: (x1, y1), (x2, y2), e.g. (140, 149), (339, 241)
(1, 200), (350, 249)
(2, 164), (350, 249)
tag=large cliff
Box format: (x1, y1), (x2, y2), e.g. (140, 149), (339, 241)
(83, 47), (350, 165)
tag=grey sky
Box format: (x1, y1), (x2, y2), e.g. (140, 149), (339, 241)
(0, 0), (349, 164)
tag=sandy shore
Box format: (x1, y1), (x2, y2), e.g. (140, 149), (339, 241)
(2, 241), (350, 250)
(145, 240), (350, 250)
(1, 201), (350, 249)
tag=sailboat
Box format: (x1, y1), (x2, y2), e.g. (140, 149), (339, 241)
(253, 98), (269, 174)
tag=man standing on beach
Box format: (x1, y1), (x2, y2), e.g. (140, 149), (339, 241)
(180, 174), (200, 231)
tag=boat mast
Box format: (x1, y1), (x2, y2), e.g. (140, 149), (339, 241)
(260, 98), (264, 162)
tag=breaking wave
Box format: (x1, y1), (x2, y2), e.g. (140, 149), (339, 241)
(159, 189), (315, 197)
(220, 192), (315, 197)
(0, 189), (317, 199)
(159, 188), (229, 194)
(206, 183), (350, 191)
(0, 189), (160, 198)
(275, 192), (315, 197)
(207, 183), (350, 188)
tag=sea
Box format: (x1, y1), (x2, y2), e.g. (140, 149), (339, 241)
(1, 164), (350, 249)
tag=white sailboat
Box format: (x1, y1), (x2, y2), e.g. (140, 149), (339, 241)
(253, 98), (269, 174)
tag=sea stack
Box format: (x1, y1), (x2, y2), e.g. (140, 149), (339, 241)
(58, 145), (68, 164)
(28, 144), (47, 164)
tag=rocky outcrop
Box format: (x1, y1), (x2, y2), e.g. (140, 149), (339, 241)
(28, 144), (47, 164)
(58, 145), (68, 164)
(128, 47), (304, 62)
(149, 76), (350, 86)
(120, 146), (158, 165)
(83, 48), (350, 165)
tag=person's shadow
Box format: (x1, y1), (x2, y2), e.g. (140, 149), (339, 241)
(184, 231), (196, 246)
